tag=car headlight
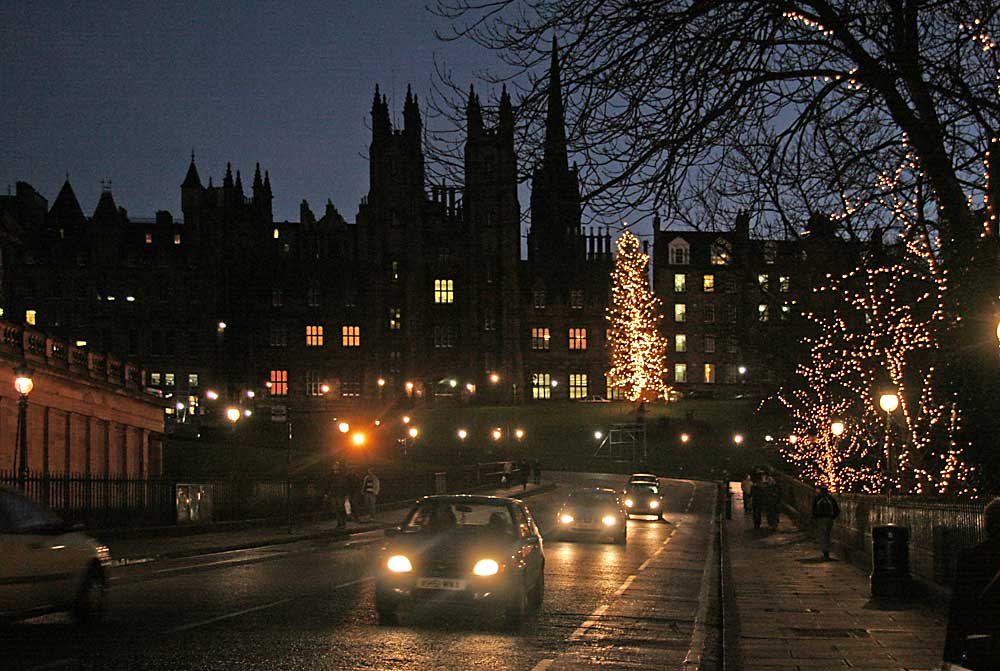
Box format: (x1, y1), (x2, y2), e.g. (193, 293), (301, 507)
(649, 500), (660, 509)
(624, 499), (634, 507)
(560, 513), (574, 524)
(602, 515), (617, 526)
(473, 559), (500, 576)
(386, 555), (412, 573)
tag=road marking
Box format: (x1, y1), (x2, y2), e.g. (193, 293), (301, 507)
(638, 557), (652, 571)
(27, 660), (77, 670)
(153, 552), (290, 574)
(614, 574), (636, 596)
(165, 577), (372, 633)
(530, 660), (554, 671)
(570, 603), (608, 640)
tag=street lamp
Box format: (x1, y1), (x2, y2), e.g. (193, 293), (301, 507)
(514, 428), (525, 441)
(402, 415), (411, 425)
(788, 434), (798, 444)
(878, 391), (900, 487)
(492, 427), (502, 442)
(733, 433), (745, 445)
(338, 421), (350, 434)
(408, 427), (419, 439)
(457, 428), (468, 440)
(680, 433), (690, 444)
(594, 430), (603, 440)
(14, 365), (33, 487)
(226, 407), (241, 423)
(830, 421), (845, 437)
(351, 432), (366, 447)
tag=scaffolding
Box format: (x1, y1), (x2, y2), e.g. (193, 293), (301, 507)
(593, 422), (647, 463)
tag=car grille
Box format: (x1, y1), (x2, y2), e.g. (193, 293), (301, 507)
(422, 558), (464, 577)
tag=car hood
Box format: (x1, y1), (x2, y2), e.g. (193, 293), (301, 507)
(385, 528), (517, 567)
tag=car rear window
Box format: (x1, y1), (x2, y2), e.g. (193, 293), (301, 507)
(567, 491), (616, 505)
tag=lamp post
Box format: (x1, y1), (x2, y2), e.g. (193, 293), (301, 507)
(226, 406), (241, 474)
(878, 392), (899, 490)
(14, 365), (33, 488)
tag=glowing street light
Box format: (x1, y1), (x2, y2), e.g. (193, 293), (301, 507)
(449, 379), (457, 388)
(878, 391), (900, 485)
(243, 409), (252, 418)
(738, 365), (747, 376)
(226, 407), (241, 423)
(377, 378), (386, 387)
(405, 381), (414, 395)
(594, 430), (603, 440)
(831, 421), (845, 437)
(465, 382), (475, 393)
(457, 428), (468, 440)
(351, 432), (366, 446)
(402, 415), (411, 425)
(788, 434), (799, 444)
(490, 373), (500, 384)
(14, 365), (33, 485)
(492, 428), (502, 441)
(408, 427), (419, 439)
(338, 421), (351, 434)
(733, 433), (745, 445)
(246, 390), (255, 399)
(879, 393), (899, 414)
(680, 433), (690, 444)
(320, 383), (331, 394)
(514, 428), (525, 440)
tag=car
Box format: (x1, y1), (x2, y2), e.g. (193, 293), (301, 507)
(578, 395), (610, 403)
(374, 495), (544, 628)
(623, 482), (664, 520)
(0, 485), (111, 624)
(554, 488), (628, 545)
(628, 473), (660, 488)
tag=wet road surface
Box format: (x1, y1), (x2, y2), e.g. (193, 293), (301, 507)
(3, 473), (716, 671)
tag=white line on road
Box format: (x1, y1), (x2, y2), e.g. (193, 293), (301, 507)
(530, 660), (554, 671)
(638, 557), (652, 571)
(570, 603), (608, 640)
(164, 577), (373, 633)
(614, 574), (636, 596)
(153, 552), (290, 574)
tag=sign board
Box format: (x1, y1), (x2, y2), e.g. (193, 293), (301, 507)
(271, 404), (287, 423)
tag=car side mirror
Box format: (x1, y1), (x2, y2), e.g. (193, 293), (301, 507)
(384, 527), (400, 537)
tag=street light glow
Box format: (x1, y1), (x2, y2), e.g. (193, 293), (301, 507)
(402, 415), (411, 424)
(515, 428), (525, 440)
(789, 434), (799, 444)
(338, 421), (350, 433)
(408, 427), (419, 438)
(205, 390), (219, 400)
(594, 430), (603, 440)
(243, 409), (252, 417)
(377, 378), (386, 387)
(733, 433), (745, 445)
(490, 373), (500, 384)
(831, 421), (845, 436)
(879, 393), (899, 413)
(320, 384), (331, 394)
(492, 428), (502, 441)
(457, 428), (468, 440)
(226, 407), (241, 423)
(738, 365), (747, 375)
(14, 370), (34, 396)
(680, 433), (690, 443)
(246, 390), (255, 398)
(351, 432), (365, 446)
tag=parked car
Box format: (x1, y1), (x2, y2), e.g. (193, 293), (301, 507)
(623, 483), (664, 520)
(0, 486), (110, 624)
(554, 488), (628, 545)
(374, 495), (544, 628)
(578, 395), (610, 403)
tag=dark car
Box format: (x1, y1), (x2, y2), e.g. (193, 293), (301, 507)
(623, 482), (664, 520)
(554, 488), (628, 545)
(374, 495), (544, 627)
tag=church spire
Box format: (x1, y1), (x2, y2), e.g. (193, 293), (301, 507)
(372, 84), (391, 138)
(403, 84), (421, 138)
(543, 35), (569, 172)
(467, 83), (483, 137)
(182, 152), (202, 189)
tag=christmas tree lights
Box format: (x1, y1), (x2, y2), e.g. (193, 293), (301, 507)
(606, 232), (671, 402)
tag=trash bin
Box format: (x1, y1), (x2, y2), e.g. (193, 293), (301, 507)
(871, 524), (910, 597)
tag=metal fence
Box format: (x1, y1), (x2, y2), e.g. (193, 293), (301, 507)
(778, 474), (987, 587)
(1, 461), (519, 530)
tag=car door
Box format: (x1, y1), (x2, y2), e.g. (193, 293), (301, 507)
(516, 504), (543, 585)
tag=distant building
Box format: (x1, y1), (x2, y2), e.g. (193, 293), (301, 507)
(0, 41), (613, 437)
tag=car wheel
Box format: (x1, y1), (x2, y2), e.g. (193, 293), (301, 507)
(504, 581), (528, 628)
(529, 570), (545, 609)
(72, 566), (106, 625)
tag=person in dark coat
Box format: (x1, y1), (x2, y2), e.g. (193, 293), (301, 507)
(750, 470), (764, 529)
(327, 461), (350, 528)
(519, 459), (530, 492)
(533, 459), (542, 485)
(346, 467), (362, 521)
(811, 485), (840, 561)
(943, 498), (1000, 670)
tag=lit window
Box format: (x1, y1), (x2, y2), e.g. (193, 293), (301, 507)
(764, 241), (777, 264)
(531, 372), (551, 399)
(703, 274), (715, 292)
(273, 228), (280, 239)
(758, 274), (768, 289)
(269, 369), (288, 396)
(705, 336), (716, 353)
(569, 374), (588, 399)
(606, 374), (625, 400)
(570, 289), (584, 309)
(704, 363), (715, 383)
(305, 370), (323, 396)
(675, 334), (687, 352)
(165, 373), (175, 387)
(674, 363), (687, 383)
(674, 273), (686, 293)
(389, 308), (401, 331)
(306, 325), (324, 347)
(342, 325), (360, 347)
(188, 395), (199, 412)
(710, 239), (731, 265)
(758, 304), (769, 322)
(272, 289), (283, 308)
(669, 238), (690, 265)
(150, 372), (161, 386)
(433, 325), (456, 348)
(569, 328), (587, 350)
(779, 276), (790, 293)
(704, 304), (716, 323)
(533, 289), (546, 309)
(25, 309), (36, 325)
(174, 233), (181, 245)
(145, 233), (153, 244)
(434, 279), (454, 304)
(188, 373), (199, 387)
(531, 327), (551, 351)
(674, 304), (686, 323)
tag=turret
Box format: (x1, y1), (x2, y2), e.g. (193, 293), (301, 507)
(403, 84), (421, 142)
(234, 170), (244, 200)
(372, 84), (391, 139)
(181, 153), (203, 225)
(467, 84), (483, 139)
(499, 84), (514, 140)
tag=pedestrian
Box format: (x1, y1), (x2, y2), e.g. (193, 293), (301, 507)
(943, 497), (1000, 670)
(811, 485), (840, 561)
(741, 473), (753, 512)
(533, 459), (542, 485)
(502, 460), (512, 488)
(362, 466), (380, 521)
(519, 459), (529, 492)
(346, 466), (362, 521)
(764, 472), (781, 529)
(750, 470), (764, 529)
(327, 461), (349, 529)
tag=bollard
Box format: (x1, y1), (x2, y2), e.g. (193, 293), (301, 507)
(870, 525), (911, 597)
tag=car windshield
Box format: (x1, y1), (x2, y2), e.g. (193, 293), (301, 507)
(629, 484), (660, 495)
(567, 491), (616, 506)
(403, 500), (514, 535)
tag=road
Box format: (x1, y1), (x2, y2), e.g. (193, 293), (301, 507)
(3, 473), (718, 671)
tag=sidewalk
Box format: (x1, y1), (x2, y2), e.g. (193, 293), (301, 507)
(726, 487), (947, 671)
(101, 481), (555, 564)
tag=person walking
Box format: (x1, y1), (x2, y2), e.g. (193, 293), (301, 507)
(327, 461), (350, 529)
(741, 473), (753, 512)
(519, 459), (530, 492)
(764, 473), (781, 529)
(750, 470), (764, 529)
(346, 466), (362, 521)
(533, 459), (542, 485)
(811, 485), (840, 561)
(362, 467), (380, 521)
(943, 498), (1000, 670)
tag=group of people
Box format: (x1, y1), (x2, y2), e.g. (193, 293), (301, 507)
(740, 469), (782, 529)
(326, 461), (380, 528)
(501, 459), (542, 491)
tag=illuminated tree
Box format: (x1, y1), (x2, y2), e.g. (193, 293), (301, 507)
(606, 232), (670, 402)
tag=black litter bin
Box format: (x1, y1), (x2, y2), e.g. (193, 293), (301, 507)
(870, 524), (911, 597)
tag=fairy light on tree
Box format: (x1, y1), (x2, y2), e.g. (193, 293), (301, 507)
(606, 231), (671, 402)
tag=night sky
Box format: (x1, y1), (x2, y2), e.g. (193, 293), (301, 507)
(1, 2), (505, 223)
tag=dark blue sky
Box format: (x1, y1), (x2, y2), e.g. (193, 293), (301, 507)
(1, 2), (505, 222)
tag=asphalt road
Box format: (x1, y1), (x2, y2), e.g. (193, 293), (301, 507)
(3, 473), (717, 671)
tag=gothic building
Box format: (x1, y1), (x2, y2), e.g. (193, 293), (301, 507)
(0, 41), (613, 432)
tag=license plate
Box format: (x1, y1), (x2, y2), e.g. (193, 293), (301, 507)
(417, 578), (466, 591)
